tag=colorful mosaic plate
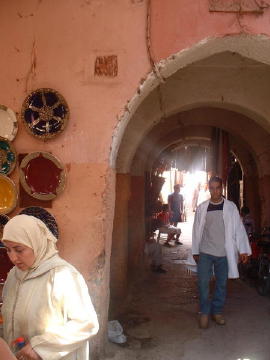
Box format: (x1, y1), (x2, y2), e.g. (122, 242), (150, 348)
(0, 137), (16, 175)
(0, 105), (18, 141)
(0, 174), (17, 214)
(19, 206), (59, 239)
(19, 152), (66, 200)
(21, 88), (69, 140)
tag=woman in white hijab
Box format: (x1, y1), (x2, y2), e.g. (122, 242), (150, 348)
(1, 215), (99, 360)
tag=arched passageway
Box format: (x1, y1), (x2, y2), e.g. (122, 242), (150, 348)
(108, 35), (270, 358)
(107, 37), (270, 359)
(110, 35), (270, 306)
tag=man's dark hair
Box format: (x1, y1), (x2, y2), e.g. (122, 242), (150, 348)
(208, 176), (222, 187)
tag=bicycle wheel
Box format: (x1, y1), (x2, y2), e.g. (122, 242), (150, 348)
(256, 255), (270, 295)
(256, 276), (270, 296)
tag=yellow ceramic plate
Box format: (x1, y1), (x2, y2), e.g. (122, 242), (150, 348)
(0, 174), (17, 214)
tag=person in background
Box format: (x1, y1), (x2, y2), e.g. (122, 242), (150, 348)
(192, 176), (251, 329)
(144, 230), (167, 273)
(197, 182), (210, 206)
(240, 206), (255, 237)
(157, 204), (182, 246)
(168, 184), (184, 227)
(192, 183), (200, 212)
(1, 214), (99, 360)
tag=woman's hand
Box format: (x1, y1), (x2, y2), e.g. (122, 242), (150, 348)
(16, 343), (41, 360)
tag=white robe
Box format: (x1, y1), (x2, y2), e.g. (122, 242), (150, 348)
(192, 199), (251, 278)
(2, 255), (99, 360)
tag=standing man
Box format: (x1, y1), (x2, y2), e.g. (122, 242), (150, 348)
(168, 184), (184, 245)
(192, 176), (251, 329)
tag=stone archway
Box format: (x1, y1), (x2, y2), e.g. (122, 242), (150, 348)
(109, 34), (270, 316)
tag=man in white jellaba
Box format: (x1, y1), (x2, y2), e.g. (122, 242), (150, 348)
(192, 176), (251, 329)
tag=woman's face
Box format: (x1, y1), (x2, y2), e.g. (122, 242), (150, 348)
(4, 241), (35, 271)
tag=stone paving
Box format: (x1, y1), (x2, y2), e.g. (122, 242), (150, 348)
(104, 218), (270, 360)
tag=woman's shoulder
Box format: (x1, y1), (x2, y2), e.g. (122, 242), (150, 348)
(51, 258), (85, 284)
(3, 266), (16, 287)
(46, 256), (80, 275)
(29, 255), (82, 280)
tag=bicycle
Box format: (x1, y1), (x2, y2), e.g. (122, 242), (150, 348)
(255, 236), (270, 296)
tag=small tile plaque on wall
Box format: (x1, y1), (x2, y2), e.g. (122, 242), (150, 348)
(209, 0), (266, 13)
(94, 55), (118, 77)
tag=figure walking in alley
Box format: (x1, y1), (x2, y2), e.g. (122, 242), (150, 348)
(240, 205), (255, 237)
(1, 214), (99, 360)
(168, 183), (184, 228)
(192, 176), (251, 329)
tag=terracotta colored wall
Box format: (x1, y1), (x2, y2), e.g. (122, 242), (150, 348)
(110, 173), (130, 317)
(150, 0), (270, 61)
(0, 0), (149, 354)
(128, 175), (145, 277)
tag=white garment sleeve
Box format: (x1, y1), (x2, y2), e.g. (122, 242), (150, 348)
(192, 207), (201, 255)
(30, 268), (99, 360)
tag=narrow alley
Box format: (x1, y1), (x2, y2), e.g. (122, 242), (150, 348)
(106, 220), (270, 360)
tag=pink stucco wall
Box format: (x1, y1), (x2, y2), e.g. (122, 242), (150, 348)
(0, 1), (149, 268)
(150, 0), (270, 61)
(0, 0), (149, 353)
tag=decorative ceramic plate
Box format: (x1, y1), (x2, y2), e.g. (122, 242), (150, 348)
(0, 137), (17, 175)
(21, 88), (69, 140)
(0, 214), (9, 243)
(0, 105), (18, 141)
(0, 174), (17, 214)
(19, 206), (59, 239)
(19, 152), (66, 200)
(0, 214), (9, 226)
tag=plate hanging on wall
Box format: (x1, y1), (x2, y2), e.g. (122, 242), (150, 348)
(0, 105), (18, 141)
(19, 206), (59, 239)
(19, 152), (66, 201)
(0, 214), (10, 241)
(0, 174), (17, 214)
(0, 137), (17, 175)
(21, 88), (69, 140)
(0, 214), (9, 226)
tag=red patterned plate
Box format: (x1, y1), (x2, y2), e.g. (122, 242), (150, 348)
(19, 152), (66, 201)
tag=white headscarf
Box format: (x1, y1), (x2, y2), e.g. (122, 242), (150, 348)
(2, 214), (58, 271)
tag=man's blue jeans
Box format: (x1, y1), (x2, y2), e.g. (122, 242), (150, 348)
(197, 253), (228, 315)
